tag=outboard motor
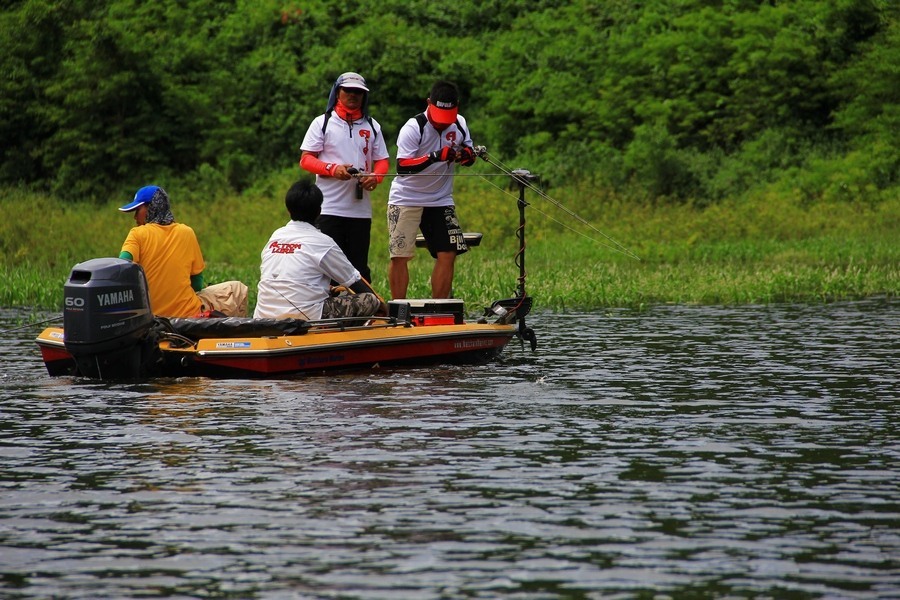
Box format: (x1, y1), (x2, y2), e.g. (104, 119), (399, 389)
(63, 258), (155, 379)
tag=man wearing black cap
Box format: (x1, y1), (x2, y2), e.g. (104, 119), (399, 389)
(387, 80), (478, 300)
(299, 72), (390, 284)
(254, 179), (387, 320)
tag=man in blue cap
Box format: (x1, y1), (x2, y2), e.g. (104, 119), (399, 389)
(118, 185), (248, 318)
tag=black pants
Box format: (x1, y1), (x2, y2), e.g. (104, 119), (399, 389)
(316, 214), (372, 283)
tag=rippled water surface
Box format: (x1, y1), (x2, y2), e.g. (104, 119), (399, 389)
(1, 299), (898, 599)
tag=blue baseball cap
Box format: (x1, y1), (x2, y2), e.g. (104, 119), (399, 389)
(119, 185), (160, 212)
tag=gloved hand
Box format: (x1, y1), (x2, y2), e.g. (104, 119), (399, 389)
(429, 146), (457, 163)
(456, 146), (476, 166)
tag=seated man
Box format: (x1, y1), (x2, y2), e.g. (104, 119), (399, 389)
(119, 185), (248, 318)
(253, 179), (387, 320)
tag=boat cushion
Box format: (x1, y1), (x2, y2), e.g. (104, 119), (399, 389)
(162, 317), (310, 340)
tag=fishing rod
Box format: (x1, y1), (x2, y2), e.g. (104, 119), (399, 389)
(348, 147), (641, 261)
(350, 171), (510, 178)
(0, 315), (63, 335)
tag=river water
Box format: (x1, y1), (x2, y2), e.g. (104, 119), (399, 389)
(1, 299), (897, 599)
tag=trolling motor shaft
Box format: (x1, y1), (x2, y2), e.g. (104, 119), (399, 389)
(508, 169), (538, 351)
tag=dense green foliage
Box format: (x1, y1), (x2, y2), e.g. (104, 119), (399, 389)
(1, 0), (897, 203)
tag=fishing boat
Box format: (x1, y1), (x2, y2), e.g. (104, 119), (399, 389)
(35, 171), (540, 380)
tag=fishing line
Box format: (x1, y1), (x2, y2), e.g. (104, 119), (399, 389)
(0, 315), (63, 334)
(476, 150), (641, 261)
(474, 174), (637, 259)
(273, 288), (312, 320)
(362, 172), (511, 178)
(353, 150), (641, 261)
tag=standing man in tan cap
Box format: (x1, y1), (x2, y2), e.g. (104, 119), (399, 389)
(299, 72), (390, 284)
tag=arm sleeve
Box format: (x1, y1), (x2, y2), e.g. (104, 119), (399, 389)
(371, 158), (389, 182)
(119, 251), (133, 261)
(190, 273), (205, 292)
(397, 155), (433, 174)
(395, 117), (436, 174)
(300, 151), (339, 176)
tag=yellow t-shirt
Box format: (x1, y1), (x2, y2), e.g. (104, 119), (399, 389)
(121, 223), (205, 317)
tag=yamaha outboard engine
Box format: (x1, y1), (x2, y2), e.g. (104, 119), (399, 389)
(63, 258), (155, 379)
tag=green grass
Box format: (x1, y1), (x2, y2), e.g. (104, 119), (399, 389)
(1, 172), (897, 314)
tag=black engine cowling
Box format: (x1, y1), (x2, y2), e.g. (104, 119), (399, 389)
(63, 258), (156, 379)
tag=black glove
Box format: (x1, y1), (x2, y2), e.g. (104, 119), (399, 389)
(456, 146), (476, 166)
(429, 146), (457, 163)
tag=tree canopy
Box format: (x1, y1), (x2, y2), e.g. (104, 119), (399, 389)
(1, 0), (896, 203)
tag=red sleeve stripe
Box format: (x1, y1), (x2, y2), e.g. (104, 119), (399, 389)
(397, 155), (432, 174)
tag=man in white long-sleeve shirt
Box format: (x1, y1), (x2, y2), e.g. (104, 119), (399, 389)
(254, 179), (387, 320)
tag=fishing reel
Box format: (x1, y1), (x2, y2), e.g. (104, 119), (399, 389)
(446, 145), (488, 162)
(346, 167), (364, 199)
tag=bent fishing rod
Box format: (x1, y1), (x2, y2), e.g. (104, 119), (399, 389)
(347, 147), (641, 261)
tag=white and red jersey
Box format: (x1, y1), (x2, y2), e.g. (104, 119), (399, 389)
(389, 114), (472, 207)
(300, 114), (389, 219)
(253, 220), (362, 320)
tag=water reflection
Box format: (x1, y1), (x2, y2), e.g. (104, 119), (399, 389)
(1, 299), (897, 598)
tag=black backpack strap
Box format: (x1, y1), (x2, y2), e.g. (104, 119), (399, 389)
(454, 118), (467, 142)
(414, 113), (428, 144)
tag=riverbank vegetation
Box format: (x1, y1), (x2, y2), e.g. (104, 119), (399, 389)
(1, 0), (897, 312)
(2, 174), (896, 312)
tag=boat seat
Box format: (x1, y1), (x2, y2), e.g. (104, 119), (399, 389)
(161, 317), (310, 340)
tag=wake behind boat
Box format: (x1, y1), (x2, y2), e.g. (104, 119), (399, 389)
(35, 171), (540, 380)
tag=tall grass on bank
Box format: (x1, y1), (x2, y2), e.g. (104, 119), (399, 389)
(1, 174), (897, 313)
